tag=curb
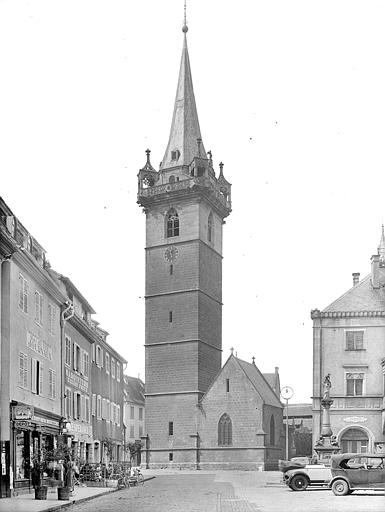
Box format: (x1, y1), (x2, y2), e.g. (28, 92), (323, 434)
(43, 487), (121, 512)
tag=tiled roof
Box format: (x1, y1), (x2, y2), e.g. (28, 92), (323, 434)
(323, 274), (385, 312)
(124, 375), (145, 404)
(236, 358), (282, 408)
(287, 403), (312, 418)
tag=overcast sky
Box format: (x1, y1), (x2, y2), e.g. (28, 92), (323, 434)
(1, 1), (385, 403)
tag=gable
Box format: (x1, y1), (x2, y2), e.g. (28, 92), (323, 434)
(323, 274), (385, 313)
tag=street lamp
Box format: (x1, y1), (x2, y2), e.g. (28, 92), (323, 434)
(280, 386), (294, 461)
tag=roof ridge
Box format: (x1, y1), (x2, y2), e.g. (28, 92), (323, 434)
(322, 274), (371, 312)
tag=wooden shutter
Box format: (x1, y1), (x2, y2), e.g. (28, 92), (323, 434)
(31, 359), (37, 393)
(39, 362), (43, 396)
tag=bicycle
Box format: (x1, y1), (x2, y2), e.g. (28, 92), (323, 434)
(128, 467), (144, 487)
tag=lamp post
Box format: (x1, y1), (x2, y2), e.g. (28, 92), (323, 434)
(280, 386), (293, 460)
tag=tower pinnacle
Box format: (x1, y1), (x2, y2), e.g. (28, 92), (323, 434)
(182, 0), (188, 33)
(160, 6), (206, 171)
(378, 224), (385, 266)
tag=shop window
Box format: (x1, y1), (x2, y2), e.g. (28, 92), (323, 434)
(218, 413), (232, 446)
(341, 428), (369, 453)
(19, 274), (28, 313)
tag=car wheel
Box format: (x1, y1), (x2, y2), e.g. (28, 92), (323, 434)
(290, 475), (309, 491)
(331, 479), (349, 496)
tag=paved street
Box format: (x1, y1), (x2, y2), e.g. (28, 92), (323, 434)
(70, 471), (384, 512)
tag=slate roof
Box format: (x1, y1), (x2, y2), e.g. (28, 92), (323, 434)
(323, 273), (385, 312)
(124, 375), (145, 404)
(160, 31), (206, 170)
(235, 357), (282, 408)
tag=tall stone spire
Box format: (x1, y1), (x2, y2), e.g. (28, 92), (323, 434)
(160, 16), (206, 171)
(378, 224), (385, 267)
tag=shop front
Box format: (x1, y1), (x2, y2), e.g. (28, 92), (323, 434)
(11, 404), (61, 492)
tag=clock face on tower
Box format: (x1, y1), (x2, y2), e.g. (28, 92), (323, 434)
(164, 246), (179, 262)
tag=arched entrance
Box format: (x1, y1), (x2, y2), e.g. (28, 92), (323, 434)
(339, 427), (369, 453)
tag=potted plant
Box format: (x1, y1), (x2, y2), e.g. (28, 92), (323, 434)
(31, 450), (48, 500)
(53, 444), (74, 500)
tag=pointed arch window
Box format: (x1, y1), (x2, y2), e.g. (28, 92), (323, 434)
(167, 209), (179, 238)
(208, 212), (213, 243)
(270, 415), (275, 446)
(218, 413), (232, 446)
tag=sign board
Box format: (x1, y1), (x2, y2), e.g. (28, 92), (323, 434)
(14, 420), (32, 429)
(12, 405), (34, 420)
(343, 416), (367, 423)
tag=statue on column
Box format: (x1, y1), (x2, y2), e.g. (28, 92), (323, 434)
(323, 373), (331, 400)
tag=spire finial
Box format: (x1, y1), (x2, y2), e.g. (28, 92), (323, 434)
(182, 0), (188, 33)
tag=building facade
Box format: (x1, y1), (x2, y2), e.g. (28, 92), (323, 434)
(0, 198), (66, 496)
(0, 197), (128, 497)
(123, 375), (145, 464)
(90, 325), (126, 462)
(137, 22), (232, 467)
(312, 232), (385, 455)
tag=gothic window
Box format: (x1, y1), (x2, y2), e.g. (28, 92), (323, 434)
(218, 413), (232, 446)
(167, 209), (179, 237)
(270, 415), (275, 446)
(208, 212), (213, 242)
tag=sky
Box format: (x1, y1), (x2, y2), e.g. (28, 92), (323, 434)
(1, 0), (385, 403)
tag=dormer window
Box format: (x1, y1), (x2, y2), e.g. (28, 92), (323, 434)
(171, 150), (180, 161)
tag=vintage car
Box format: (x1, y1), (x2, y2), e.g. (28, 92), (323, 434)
(282, 461), (331, 491)
(329, 453), (385, 496)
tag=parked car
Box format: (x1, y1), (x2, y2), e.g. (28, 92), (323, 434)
(282, 461), (331, 491)
(329, 453), (385, 496)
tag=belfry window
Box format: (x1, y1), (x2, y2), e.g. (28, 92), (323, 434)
(208, 212), (213, 243)
(171, 150), (180, 161)
(167, 209), (179, 237)
(218, 413), (232, 446)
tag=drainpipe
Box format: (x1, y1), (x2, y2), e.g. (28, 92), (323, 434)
(60, 302), (74, 420)
(319, 316), (323, 438)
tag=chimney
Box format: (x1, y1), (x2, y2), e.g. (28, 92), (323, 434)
(352, 272), (360, 286)
(371, 254), (380, 289)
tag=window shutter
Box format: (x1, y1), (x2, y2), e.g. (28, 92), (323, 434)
(81, 395), (85, 420)
(31, 359), (37, 393)
(19, 353), (24, 386)
(39, 363), (43, 395)
(80, 349), (84, 374)
(92, 394), (96, 416)
(19, 276), (24, 309)
(24, 280), (28, 313)
(101, 349), (104, 367)
(23, 354), (28, 388)
(92, 344), (95, 362)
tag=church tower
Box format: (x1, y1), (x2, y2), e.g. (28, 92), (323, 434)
(137, 17), (231, 467)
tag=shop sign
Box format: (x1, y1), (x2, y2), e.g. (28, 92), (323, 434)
(14, 420), (32, 429)
(343, 416), (367, 423)
(12, 405), (34, 420)
(27, 332), (53, 361)
(65, 367), (88, 392)
(33, 416), (59, 427)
